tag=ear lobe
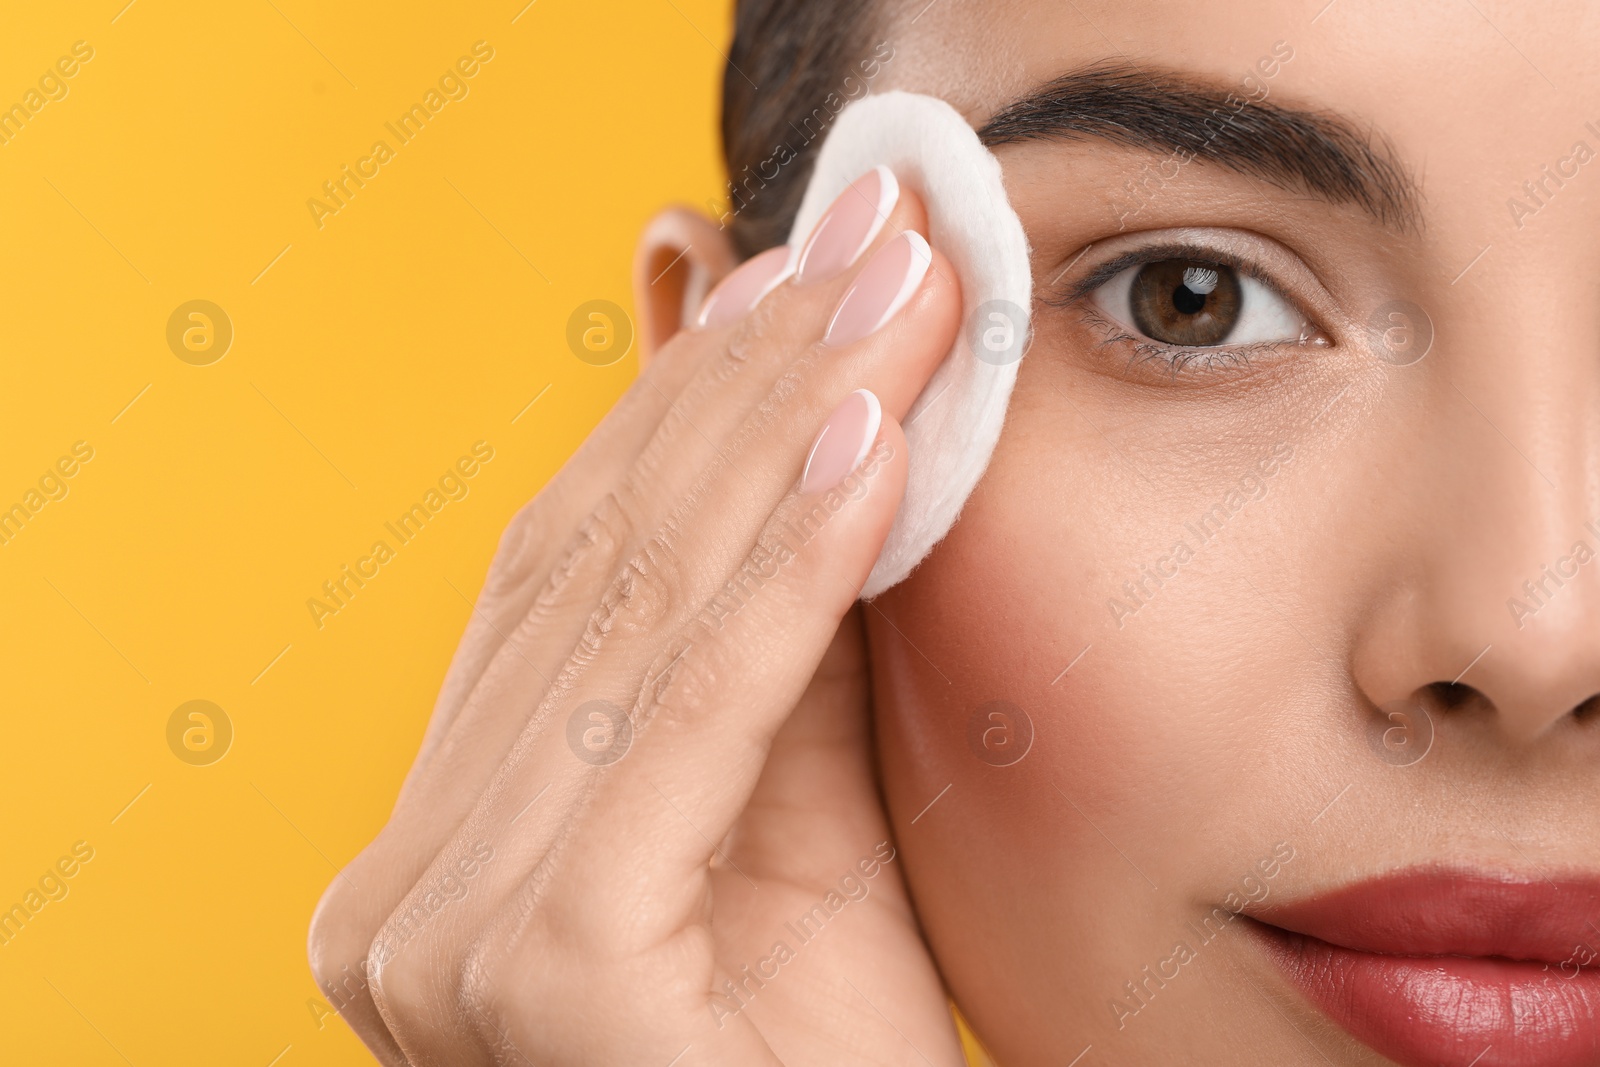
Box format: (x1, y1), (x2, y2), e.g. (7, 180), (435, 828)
(632, 207), (741, 362)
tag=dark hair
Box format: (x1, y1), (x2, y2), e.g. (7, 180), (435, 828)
(721, 1), (879, 259)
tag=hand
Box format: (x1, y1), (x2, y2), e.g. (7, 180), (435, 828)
(307, 175), (967, 1066)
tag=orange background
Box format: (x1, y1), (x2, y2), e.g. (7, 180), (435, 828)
(0, 0), (721, 1061)
(0, 1), (994, 1062)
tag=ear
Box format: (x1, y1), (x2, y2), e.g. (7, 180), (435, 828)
(631, 207), (741, 362)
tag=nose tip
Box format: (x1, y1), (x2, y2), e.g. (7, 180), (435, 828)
(1353, 580), (1600, 752)
(1467, 631), (1600, 744)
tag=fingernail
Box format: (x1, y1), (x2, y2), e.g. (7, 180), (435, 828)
(695, 245), (794, 329)
(795, 165), (899, 285)
(822, 231), (931, 348)
(800, 389), (882, 495)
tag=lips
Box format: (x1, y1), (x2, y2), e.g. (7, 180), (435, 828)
(1248, 869), (1600, 1067)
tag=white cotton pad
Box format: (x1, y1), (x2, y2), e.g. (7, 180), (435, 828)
(787, 90), (1033, 598)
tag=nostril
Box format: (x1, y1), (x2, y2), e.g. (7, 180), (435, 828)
(1429, 681), (1600, 729)
(1426, 680), (1482, 713)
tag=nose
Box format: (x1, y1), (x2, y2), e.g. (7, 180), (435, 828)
(1350, 315), (1600, 745)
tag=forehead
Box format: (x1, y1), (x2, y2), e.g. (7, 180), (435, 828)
(878, 0), (1600, 207)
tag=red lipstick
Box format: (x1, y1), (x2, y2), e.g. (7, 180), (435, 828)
(1250, 869), (1600, 1067)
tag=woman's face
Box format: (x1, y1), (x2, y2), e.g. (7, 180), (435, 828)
(865, 1), (1600, 1063)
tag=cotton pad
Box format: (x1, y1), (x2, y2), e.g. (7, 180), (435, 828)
(787, 91), (1032, 598)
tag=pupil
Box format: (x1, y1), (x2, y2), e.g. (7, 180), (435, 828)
(1127, 259), (1242, 347)
(1172, 285), (1206, 315)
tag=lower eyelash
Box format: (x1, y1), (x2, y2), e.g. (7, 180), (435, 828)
(1080, 302), (1284, 378)
(1128, 337), (1255, 376)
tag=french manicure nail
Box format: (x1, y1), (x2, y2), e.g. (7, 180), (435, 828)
(695, 245), (794, 329)
(822, 231), (931, 348)
(795, 165), (900, 285)
(800, 388), (882, 495)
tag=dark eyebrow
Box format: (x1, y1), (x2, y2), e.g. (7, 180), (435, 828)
(976, 62), (1421, 233)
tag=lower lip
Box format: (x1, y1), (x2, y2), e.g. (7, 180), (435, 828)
(1253, 921), (1600, 1067)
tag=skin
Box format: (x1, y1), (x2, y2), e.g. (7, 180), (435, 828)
(868, 0), (1600, 1064)
(308, 1), (1600, 1064)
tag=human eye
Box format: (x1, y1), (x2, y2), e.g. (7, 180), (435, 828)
(1052, 234), (1332, 380)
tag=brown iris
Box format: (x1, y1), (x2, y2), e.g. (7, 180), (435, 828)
(1129, 259), (1242, 346)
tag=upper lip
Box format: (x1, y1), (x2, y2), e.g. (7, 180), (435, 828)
(1248, 866), (1600, 964)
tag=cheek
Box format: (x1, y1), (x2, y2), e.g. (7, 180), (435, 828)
(872, 447), (1213, 872)
(872, 394), (1267, 858)
(871, 344), (1334, 852)
(867, 377), (1317, 1038)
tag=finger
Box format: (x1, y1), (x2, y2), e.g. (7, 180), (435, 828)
(555, 410), (915, 928)
(412, 171), (930, 785)
(512, 226), (960, 920)
(706, 608), (962, 1066)
(318, 477), (690, 1059)
(402, 411), (913, 1067)
(443, 231), (957, 869)
(367, 288), (953, 1067)
(361, 181), (938, 900)
(305, 186), (892, 1050)
(306, 255), (729, 1065)
(579, 173), (933, 589)
(409, 303), (712, 770)
(431, 229), (957, 888)
(344, 179), (932, 884)
(359, 177), (946, 1056)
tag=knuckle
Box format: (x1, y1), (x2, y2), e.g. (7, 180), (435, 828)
(723, 291), (785, 366)
(534, 492), (632, 617)
(365, 956), (422, 1031)
(637, 633), (721, 734)
(625, 534), (687, 627)
(578, 491), (636, 563)
(306, 878), (380, 1004)
(585, 532), (686, 650)
(366, 910), (443, 1028)
(636, 534), (811, 735)
(485, 483), (568, 597)
(307, 846), (418, 1010)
